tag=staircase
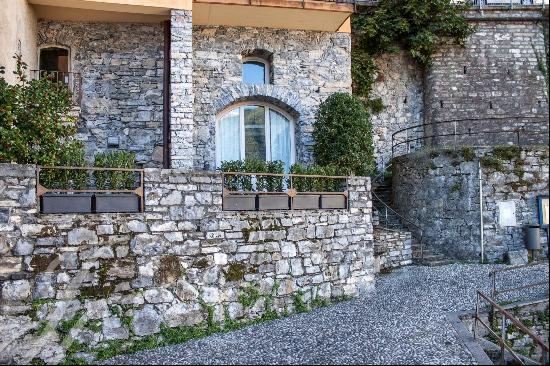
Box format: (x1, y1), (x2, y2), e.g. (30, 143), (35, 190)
(372, 173), (453, 266)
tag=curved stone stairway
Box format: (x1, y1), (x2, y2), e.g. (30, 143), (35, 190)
(372, 176), (453, 266)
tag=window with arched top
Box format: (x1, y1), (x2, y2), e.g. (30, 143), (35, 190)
(216, 103), (295, 170)
(39, 46), (70, 73)
(242, 57), (270, 85)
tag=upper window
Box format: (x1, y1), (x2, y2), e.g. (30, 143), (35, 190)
(216, 104), (295, 171)
(242, 58), (269, 84)
(39, 47), (69, 73)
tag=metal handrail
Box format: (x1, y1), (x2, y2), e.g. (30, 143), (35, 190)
(490, 262), (550, 299)
(36, 165), (145, 212)
(371, 164), (425, 260)
(391, 116), (549, 159)
(474, 290), (549, 365)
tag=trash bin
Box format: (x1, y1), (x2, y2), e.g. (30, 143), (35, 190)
(525, 225), (541, 250)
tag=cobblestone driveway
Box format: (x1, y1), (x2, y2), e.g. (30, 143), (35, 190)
(105, 263), (549, 365)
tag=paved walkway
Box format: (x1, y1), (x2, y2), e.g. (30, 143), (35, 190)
(106, 263), (549, 365)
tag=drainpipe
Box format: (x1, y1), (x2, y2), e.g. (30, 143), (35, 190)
(479, 161), (485, 263)
(163, 20), (171, 169)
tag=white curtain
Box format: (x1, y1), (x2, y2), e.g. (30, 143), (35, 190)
(269, 110), (292, 171)
(219, 109), (241, 162)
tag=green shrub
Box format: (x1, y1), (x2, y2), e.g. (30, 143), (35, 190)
(0, 54), (78, 165)
(219, 159), (285, 192)
(93, 151), (136, 190)
(290, 164), (343, 192)
(313, 93), (375, 176)
(40, 141), (88, 190)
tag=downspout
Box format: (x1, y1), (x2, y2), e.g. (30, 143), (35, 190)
(479, 160), (484, 263)
(163, 20), (171, 169)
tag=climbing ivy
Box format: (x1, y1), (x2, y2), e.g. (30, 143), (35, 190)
(351, 0), (475, 100)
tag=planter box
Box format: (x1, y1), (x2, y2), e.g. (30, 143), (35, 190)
(292, 195), (320, 210)
(95, 193), (140, 213)
(320, 195), (347, 209)
(41, 193), (93, 214)
(223, 195), (257, 211)
(258, 194), (290, 210)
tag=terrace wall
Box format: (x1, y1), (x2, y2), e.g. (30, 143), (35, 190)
(0, 163), (374, 364)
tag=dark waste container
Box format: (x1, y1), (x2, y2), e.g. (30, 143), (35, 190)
(525, 225), (541, 250)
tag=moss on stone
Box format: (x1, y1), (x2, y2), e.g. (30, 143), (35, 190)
(192, 257), (209, 270)
(155, 255), (183, 285)
(460, 147), (476, 162)
(480, 155), (504, 171)
(492, 145), (521, 161)
(225, 262), (246, 282)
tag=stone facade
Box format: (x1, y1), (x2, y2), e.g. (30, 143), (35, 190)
(38, 21), (165, 167)
(424, 10), (549, 147)
(0, 163), (374, 364)
(392, 147), (549, 261)
(373, 228), (412, 273)
(192, 26), (352, 170)
(369, 51), (424, 169)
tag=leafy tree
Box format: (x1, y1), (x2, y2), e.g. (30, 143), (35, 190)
(0, 54), (79, 165)
(313, 93), (374, 176)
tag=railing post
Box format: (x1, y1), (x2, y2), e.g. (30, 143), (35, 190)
(474, 292), (479, 339)
(501, 312), (506, 364)
(453, 121), (458, 147)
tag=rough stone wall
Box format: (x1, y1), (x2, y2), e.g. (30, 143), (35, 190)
(0, 164), (373, 364)
(170, 10), (194, 170)
(373, 228), (412, 273)
(392, 147), (549, 261)
(370, 51), (424, 169)
(37, 21), (165, 167)
(424, 10), (549, 146)
(192, 26), (352, 170)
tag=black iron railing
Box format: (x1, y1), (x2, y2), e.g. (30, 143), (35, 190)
(30, 70), (82, 106)
(391, 116), (549, 159)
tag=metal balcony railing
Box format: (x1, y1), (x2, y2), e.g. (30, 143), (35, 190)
(30, 70), (82, 106)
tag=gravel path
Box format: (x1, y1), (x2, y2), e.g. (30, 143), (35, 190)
(105, 262), (549, 365)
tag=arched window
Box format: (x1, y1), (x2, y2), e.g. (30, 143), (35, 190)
(242, 57), (269, 84)
(216, 103), (295, 170)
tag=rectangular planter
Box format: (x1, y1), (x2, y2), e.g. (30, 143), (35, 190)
(95, 193), (141, 213)
(41, 193), (93, 214)
(223, 195), (257, 211)
(292, 194), (320, 210)
(320, 194), (347, 209)
(258, 194), (290, 210)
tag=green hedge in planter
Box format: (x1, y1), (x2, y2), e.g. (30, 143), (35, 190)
(93, 151), (137, 190)
(40, 141), (88, 190)
(220, 159), (285, 192)
(290, 164), (343, 193)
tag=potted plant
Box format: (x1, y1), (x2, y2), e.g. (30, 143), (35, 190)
(40, 141), (93, 213)
(320, 194), (347, 209)
(257, 160), (289, 210)
(290, 164), (320, 210)
(93, 151), (140, 213)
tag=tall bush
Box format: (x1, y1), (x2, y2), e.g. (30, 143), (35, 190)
(0, 54), (78, 165)
(313, 93), (375, 176)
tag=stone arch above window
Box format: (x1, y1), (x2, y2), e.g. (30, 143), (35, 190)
(242, 49), (274, 84)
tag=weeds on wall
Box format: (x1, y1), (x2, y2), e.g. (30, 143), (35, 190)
(351, 0), (475, 107)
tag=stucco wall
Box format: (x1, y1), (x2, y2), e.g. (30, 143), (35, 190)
(192, 26), (352, 170)
(37, 20), (165, 167)
(0, 0), (37, 84)
(392, 146), (549, 261)
(0, 163), (374, 364)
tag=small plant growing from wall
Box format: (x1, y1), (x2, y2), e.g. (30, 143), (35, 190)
(313, 92), (375, 176)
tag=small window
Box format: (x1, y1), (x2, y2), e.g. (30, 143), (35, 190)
(242, 58), (269, 85)
(39, 47), (69, 73)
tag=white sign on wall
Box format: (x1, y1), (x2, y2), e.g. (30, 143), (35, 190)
(498, 201), (517, 227)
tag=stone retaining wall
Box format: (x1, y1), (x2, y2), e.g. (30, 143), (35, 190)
(392, 146), (549, 261)
(0, 163), (374, 364)
(373, 228), (412, 273)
